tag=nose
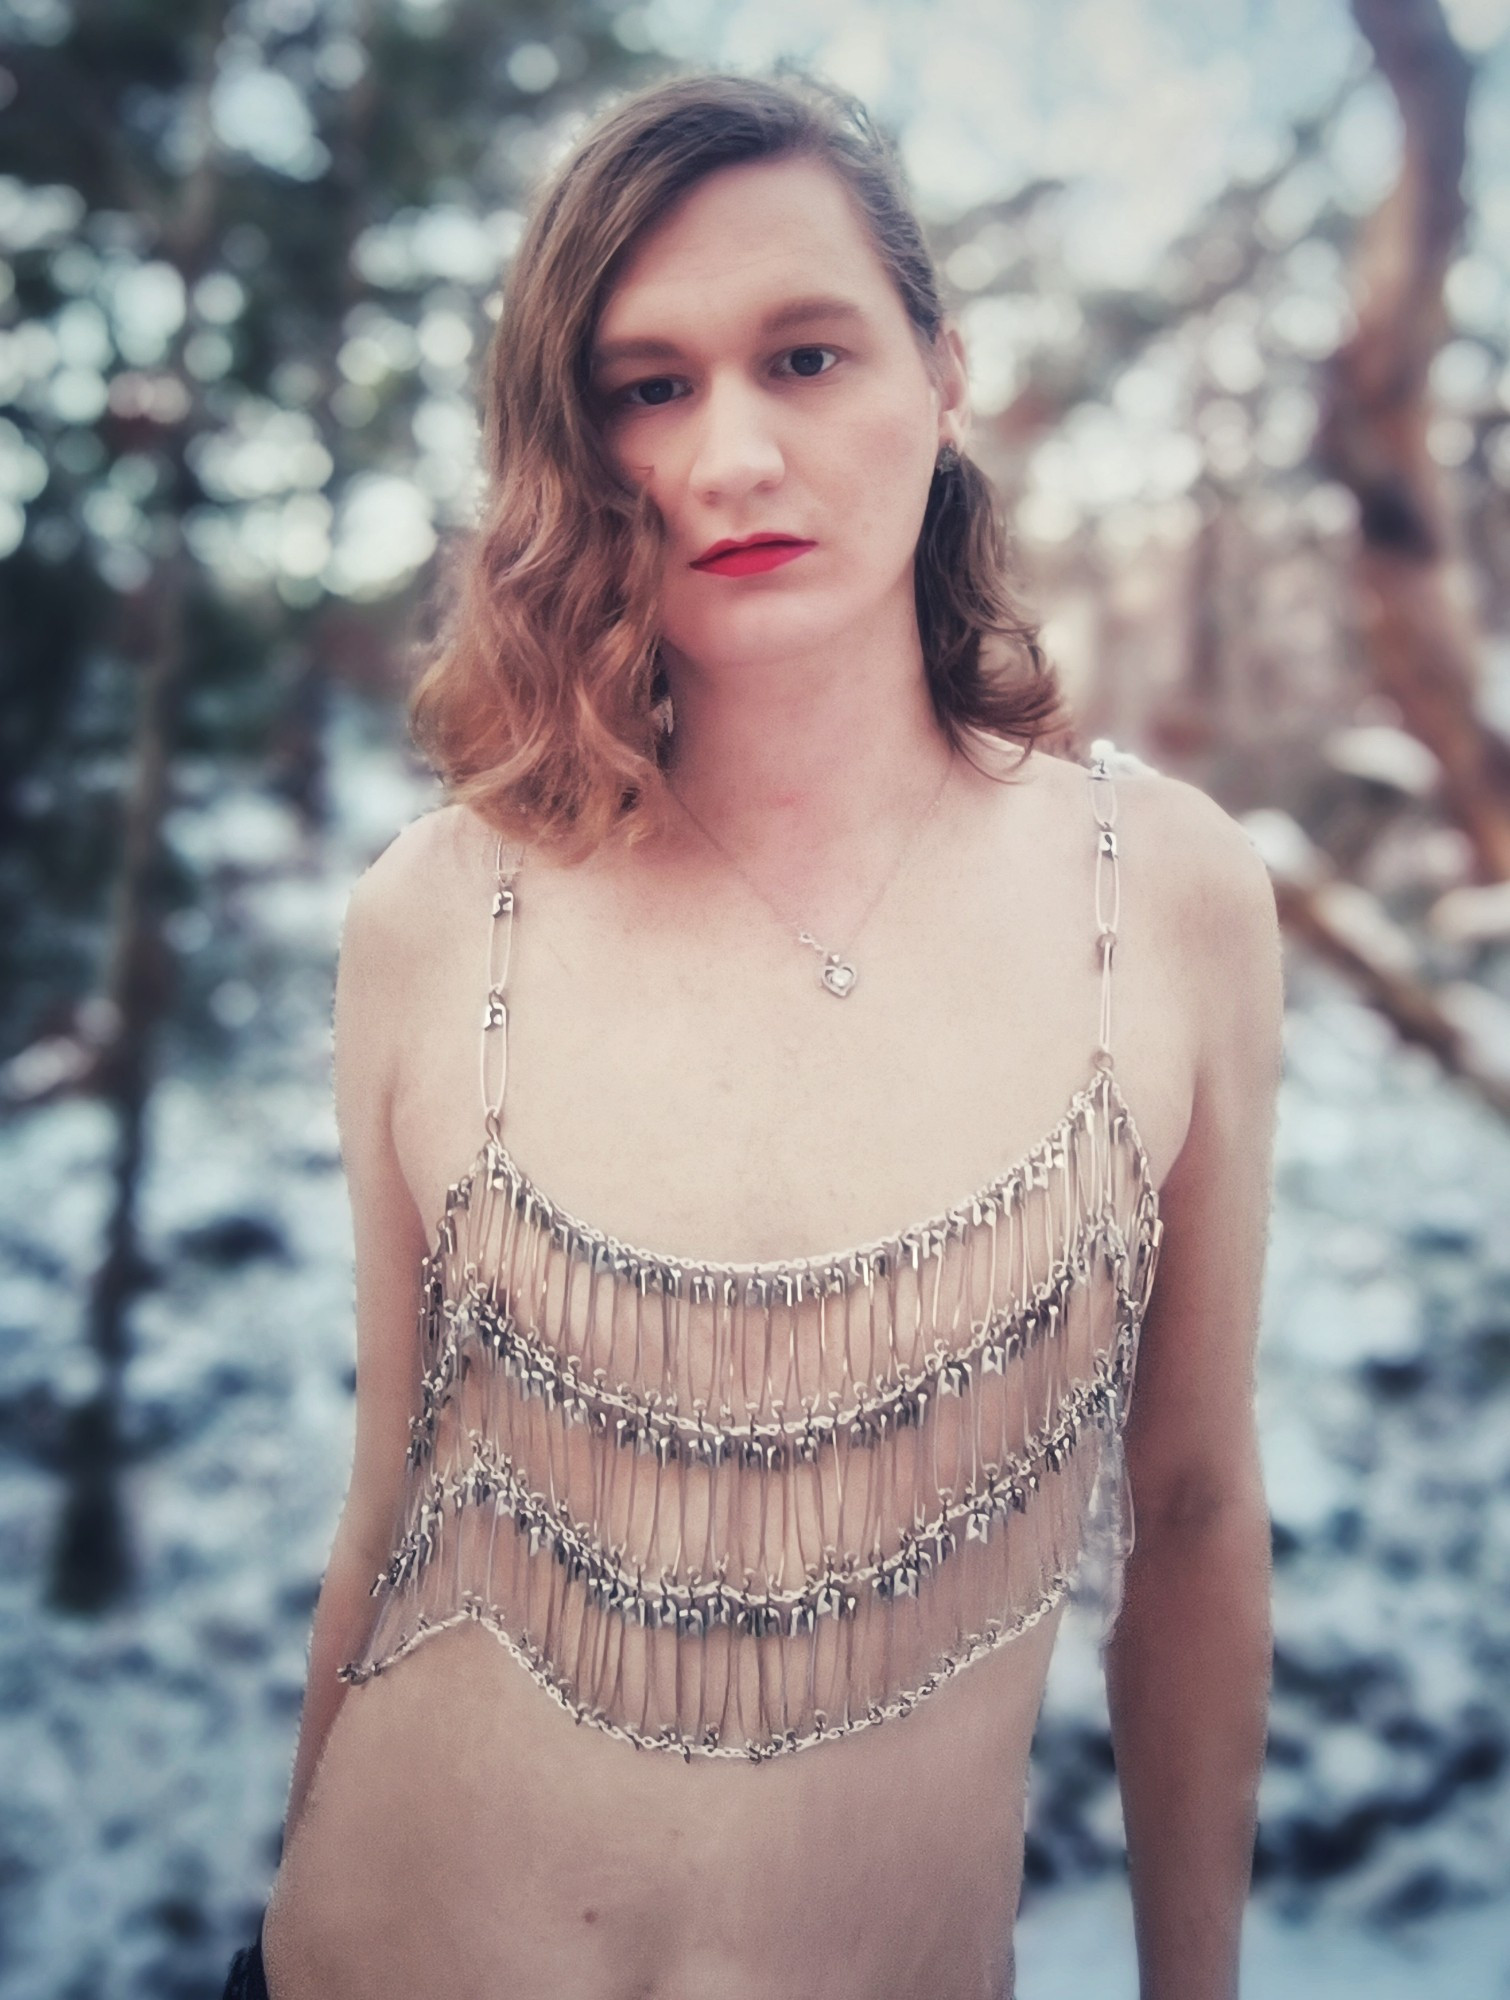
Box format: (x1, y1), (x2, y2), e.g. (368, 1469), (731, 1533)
(686, 368), (785, 505)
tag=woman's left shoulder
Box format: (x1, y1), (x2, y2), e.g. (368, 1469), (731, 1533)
(1080, 745), (1284, 1117)
(1072, 739), (1278, 950)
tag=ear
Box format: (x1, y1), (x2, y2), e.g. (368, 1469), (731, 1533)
(932, 320), (971, 454)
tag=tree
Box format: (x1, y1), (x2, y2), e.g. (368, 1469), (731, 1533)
(0, 0), (651, 1609)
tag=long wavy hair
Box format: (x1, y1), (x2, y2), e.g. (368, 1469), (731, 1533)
(409, 69), (1066, 860)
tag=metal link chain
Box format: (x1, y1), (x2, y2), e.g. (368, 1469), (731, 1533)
(1087, 738), (1121, 1070)
(481, 836), (526, 1136)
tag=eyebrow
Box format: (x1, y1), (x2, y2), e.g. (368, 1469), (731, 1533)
(590, 295), (868, 373)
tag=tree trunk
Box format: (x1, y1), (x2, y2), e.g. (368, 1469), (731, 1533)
(48, 544), (190, 1611)
(47, 0), (229, 1613)
(1317, 0), (1510, 881)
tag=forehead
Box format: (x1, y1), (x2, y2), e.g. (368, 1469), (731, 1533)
(594, 155), (906, 343)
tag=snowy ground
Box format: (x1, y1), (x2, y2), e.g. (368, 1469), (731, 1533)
(1014, 1873), (1510, 1998)
(1, 719), (1507, 1997)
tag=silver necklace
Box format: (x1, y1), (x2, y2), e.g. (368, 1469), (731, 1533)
(667, 752), (955, 998)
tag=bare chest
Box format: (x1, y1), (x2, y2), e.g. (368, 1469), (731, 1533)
(393, 788), (1189, 1267)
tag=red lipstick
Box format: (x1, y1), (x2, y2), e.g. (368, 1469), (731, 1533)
(691, 535), (816, 577)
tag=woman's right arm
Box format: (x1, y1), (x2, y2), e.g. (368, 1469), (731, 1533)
(280, 837), (431, 1852)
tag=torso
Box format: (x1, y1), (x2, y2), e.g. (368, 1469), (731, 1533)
(263, 741), (1195, 2000)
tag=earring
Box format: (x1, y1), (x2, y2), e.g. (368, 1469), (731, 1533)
(935, 441), (961, 476)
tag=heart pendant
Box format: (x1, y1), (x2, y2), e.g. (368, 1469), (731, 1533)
(821, 958), (857, 998)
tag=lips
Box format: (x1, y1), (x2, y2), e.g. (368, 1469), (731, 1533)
(690, 536), (816, 577)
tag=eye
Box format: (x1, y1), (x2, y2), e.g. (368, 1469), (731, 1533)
(781, 345), (839, 379)
(614, 375), (685, 410)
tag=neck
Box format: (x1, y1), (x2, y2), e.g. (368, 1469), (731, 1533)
(658, 617), (956, 878)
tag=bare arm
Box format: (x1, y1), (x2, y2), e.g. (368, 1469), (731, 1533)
(1107, 785), (1284, 2000)
(281, 1512), (403, 1854)
(279, 840), (432, 1853)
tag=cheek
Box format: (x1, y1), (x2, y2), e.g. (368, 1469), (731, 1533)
(838, 371), (937, 473)
(831, 402), (937, 539)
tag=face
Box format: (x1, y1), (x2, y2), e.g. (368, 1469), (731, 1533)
(588, 155), (968, 680)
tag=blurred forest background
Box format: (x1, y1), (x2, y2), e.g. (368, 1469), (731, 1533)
(2, 0), (1510, 1994)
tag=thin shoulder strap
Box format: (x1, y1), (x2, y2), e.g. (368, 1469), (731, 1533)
(1087, 740), (1121, 1072)
(481, 831), (526, 1142)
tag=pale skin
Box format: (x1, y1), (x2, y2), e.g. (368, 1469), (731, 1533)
(262, 155), (1280, 2000)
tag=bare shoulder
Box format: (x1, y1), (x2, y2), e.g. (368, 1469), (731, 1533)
(1107, 755), (1276, 946)
(339, 801), (503, 1000)
(1013, 742), (1271, 921)
(343, 800), (481, 943)
(1020, 742), (1281, 1109)
(1097, 751), (1284, 1100)
(333, 802), (483, 1114)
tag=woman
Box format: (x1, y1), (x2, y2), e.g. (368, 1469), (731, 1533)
(238, 69), (1281, 2000)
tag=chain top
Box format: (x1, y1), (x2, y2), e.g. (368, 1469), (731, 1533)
(340, 741), (1164, 1762)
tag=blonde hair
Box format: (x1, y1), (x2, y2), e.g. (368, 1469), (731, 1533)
(409, 69), (1065, 860)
